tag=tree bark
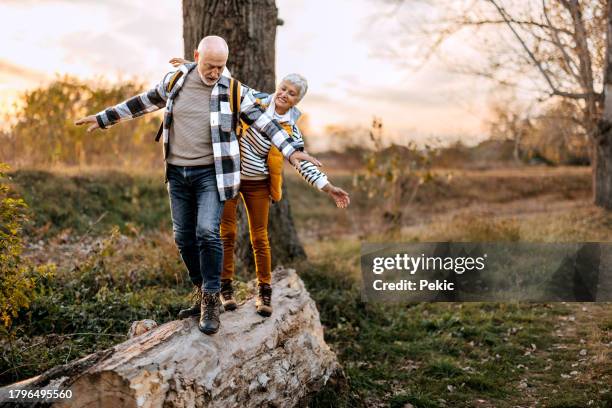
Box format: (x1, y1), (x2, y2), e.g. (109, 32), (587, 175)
(182, 0), (307, 272)
(1, 269), (341, 407)
(594, 0), (612, 209)
(594, 125), (612, 209)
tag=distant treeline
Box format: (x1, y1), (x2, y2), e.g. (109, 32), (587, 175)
(0, 76), (162, 169)
(0, 77), (590, 170)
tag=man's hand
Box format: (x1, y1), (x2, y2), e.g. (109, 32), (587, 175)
(74, 115), (100, 132)
(322, 183), (350, 208)
(288, 151), (322, 168)
(169, 57), (190, 67)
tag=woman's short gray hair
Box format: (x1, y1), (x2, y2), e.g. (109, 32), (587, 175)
(281, 73), (308, 101)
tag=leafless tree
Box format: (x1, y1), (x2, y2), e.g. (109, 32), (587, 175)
(385, 0), (612, 207)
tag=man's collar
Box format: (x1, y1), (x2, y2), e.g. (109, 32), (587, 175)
(183, 62), (197, 73)
(216, 66), (232, 88)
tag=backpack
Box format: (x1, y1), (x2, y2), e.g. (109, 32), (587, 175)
(155, 70), (242, 142)
(235, 98), (287, 203)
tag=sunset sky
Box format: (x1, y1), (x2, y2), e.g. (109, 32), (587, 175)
(0, 0), (492, 150)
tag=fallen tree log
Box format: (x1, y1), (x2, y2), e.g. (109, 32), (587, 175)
(2, 268), (342, 407)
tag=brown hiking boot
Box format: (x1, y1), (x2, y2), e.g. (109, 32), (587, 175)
(256, 283), (273, 317)
(199, 292), (221, 335)
(220, 279), (237, 311)
(177, 285), (202, 319)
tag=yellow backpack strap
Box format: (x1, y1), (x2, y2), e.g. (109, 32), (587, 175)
(155, 70), (184, 142)
(166, 70), (183, 94)
(235, 98), (264, 137)
(230, 78), (242, 137)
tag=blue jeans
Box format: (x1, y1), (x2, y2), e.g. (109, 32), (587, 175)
(167, 163), (224, 294)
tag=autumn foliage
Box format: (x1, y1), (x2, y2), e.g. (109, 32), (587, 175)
(1, 76), (163, 169)
(0, 165), (53, 329)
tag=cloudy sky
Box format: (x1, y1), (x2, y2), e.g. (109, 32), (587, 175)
(0, 0), (491, 150)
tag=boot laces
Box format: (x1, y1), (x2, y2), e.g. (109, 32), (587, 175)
(259, 285), (272, 306)
(203, 294), (218, 320)
(190, 286), (202, 307)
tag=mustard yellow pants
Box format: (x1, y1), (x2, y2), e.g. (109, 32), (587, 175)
(220, 179), (272, 285)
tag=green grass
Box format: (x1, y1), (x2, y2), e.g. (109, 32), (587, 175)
(8, 169), (170, 237)
(299, 251), (610, 408)
(2, 167), (611, 408)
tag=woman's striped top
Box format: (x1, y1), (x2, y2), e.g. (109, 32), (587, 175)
(239, 98), (328, 190)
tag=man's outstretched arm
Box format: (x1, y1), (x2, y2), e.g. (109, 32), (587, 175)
(239, 86), (322, 168)
(75, 71), (175, 132)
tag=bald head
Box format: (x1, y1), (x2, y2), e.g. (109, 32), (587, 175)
(197, 36), (229, 55)
(194, 36), (229, 86)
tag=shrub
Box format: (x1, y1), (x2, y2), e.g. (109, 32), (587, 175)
(0, 164), (54, 330)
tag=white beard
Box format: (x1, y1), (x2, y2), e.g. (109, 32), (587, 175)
(198, 71), (218, 86)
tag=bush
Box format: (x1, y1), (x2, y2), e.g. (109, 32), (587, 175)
(0, 76), (161, 169)
(1, 226), (189, 385)
(0, 164), (54, 330)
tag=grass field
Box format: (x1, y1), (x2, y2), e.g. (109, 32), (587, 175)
(1, 164), (611, 407)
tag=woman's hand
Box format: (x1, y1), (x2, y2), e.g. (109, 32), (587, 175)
(322, 183), (350, 208)
(169, 57), (190, 67)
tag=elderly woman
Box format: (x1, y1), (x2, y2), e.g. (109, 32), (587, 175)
(221, 73), (350, 317)
(170, 58), (350, 317)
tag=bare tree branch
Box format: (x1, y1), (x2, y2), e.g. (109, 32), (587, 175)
(486, 0), (599, 101)
(454, 17), (573, 36)
(541, 0), (583, 83)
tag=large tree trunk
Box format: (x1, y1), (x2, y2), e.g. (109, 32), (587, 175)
(595, 0), (612, 209)
(593, 132), (612, 208)
(1, 269), (342, 407)
(182, 0), (307, 272)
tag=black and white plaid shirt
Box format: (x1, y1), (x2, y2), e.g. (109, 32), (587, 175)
(95, 63), (297, 201)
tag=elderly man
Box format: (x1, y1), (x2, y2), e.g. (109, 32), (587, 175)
(75, 36), (320, 335)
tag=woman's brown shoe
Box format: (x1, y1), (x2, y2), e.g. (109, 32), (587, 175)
(256, 283), (272, 317)
(220, 279), (237, 311)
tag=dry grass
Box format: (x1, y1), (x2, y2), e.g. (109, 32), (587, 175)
(4, 164), (611, 407)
